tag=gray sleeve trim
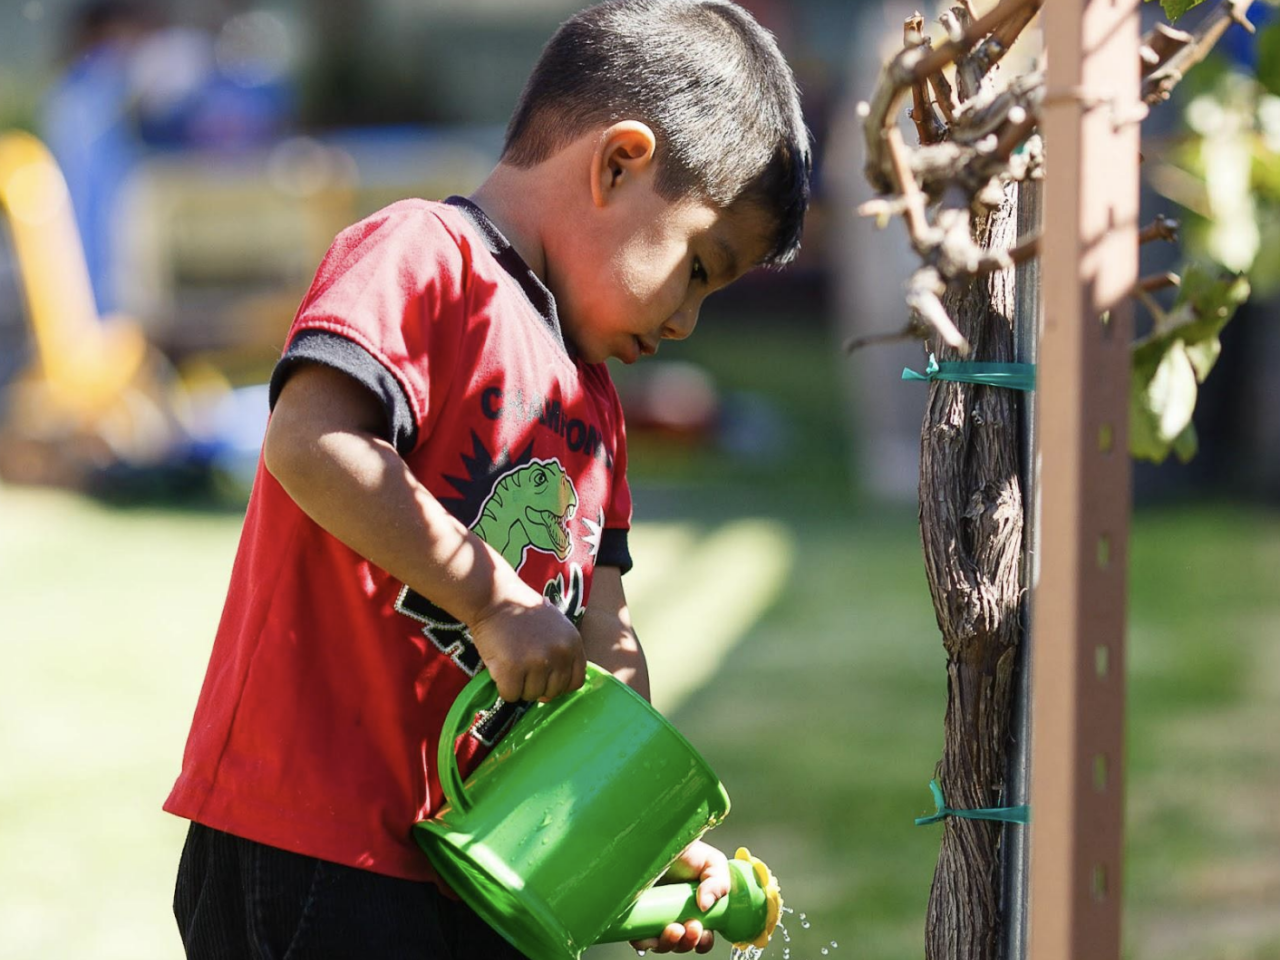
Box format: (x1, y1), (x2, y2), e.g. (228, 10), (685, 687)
(268, 330), (417, 454)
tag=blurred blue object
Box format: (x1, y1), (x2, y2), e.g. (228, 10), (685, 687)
(1218, 0), (1274, 70)
(40, 40), (138, 315)
(133, 24), (295, 150)
(38, 6), (298, 319)
(184, 382), (270, 496)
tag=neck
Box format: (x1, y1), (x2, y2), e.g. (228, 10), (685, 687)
(468, 164), (549, 282)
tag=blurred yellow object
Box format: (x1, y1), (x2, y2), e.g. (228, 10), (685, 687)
(0, 130), (149, 418)
(0, 130), (201, 488)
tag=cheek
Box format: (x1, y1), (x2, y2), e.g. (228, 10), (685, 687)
(605, 240), (657, 303)
(616, 221), (686, 295)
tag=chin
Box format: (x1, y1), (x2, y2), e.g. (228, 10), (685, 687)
(570, 341), (608, 365)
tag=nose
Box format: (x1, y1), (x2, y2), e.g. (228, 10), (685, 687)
(661, 304), (700, 341)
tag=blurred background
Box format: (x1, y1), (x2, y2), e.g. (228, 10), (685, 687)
(1, 1), (1277, 958)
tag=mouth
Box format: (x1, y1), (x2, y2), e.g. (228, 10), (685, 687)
(635, 336), (658, 358)
(526, 506), (572, 559)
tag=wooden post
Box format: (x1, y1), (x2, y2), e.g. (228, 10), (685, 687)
(1031, 0), (1139, 956)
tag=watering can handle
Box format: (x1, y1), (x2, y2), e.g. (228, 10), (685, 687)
(437, 669), (503, 815)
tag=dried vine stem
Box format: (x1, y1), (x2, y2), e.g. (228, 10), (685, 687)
(1137, 270), (1181, 293)
(1139, 214), (1181, 245)
(854, 0), (1242, 356)
(862, 0), (1045, 196)
(848, 6), (1252, 960)
(910, 0), (1043, 89)
(918, 188), (1023, 960)
(1142, 0), (1255, 104)
(870, 15), (1034, 959)
(842, 320), (928, 353)
(855, 0), (1047, 352)
(908, 15), (950, 144)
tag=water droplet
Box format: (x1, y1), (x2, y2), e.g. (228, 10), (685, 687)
(831, 942), (839, 949)
(822, 950), (830, 956)
(802, 920), (811, 929)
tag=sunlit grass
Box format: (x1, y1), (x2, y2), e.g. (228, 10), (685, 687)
(3, 323), (1278, 959)
(7, 484), (1275, 960)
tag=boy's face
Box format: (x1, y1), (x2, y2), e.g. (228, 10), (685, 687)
(549, 147), (772, 365)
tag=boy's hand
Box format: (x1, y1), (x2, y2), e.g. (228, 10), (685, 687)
(630, 840), (730, 955)
(469, 592), (586, 703)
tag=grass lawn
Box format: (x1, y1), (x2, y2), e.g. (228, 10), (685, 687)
(2, 322), (1278, 959)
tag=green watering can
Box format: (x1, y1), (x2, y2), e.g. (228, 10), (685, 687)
(413, 664), (783, 960)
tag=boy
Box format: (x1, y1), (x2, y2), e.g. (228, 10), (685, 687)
(164, 1), (810, 956)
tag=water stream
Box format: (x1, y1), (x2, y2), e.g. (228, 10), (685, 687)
(726, 906), (840, 960)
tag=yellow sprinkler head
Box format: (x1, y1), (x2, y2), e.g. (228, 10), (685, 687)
(599, 844), (786, 949)
(733, 847), (784, 950)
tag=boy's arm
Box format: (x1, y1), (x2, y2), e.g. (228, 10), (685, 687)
(579, 564), (650, 701)
(265, 363), (585, 703)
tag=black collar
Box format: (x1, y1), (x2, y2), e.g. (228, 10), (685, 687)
(444, 196), (565, 352)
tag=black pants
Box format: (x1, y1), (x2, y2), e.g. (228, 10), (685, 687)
(173, 822), (527, 960)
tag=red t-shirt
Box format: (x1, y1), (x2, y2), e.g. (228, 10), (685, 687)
(165, 198), (633, 882)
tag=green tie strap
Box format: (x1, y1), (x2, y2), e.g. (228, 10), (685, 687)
(914, 780), (1031, 826)
(902, 354), (1036, 392)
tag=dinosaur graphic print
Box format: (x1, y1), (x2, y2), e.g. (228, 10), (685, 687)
(471, 458), (578, 570)
(394, 439), (585, 742)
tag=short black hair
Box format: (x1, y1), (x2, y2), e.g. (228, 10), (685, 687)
(502, 0), (811, 266)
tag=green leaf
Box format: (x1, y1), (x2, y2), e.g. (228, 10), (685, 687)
(1184, 336), (1222, 381)
(1130, 340), (1199, 463)
(1129, 266), (1248, 464)
(1258, 22), (1280, 99)
(1161, 0), (1207, 20)
(1151, 342), (1199, 442)
(1172, 422), (1200, 463)
(1176, 265), (1251, 339)
(1145, 266), (1250, 348)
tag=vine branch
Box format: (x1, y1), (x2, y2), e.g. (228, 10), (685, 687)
(854, 0), (1243, 356)
(1142, 0), (1255, 104)
(1139, 214), (1181, 245)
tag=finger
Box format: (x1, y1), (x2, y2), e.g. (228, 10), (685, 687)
(696, 872), (730, 912)
(655, 922), (685, 952)
(682, 840), (725, 874)
(696, 843), (730, 877)
(539, 665), (573, 702)
(695, 929), (716, 954)
(676, 920), (705, 952)
(492, 665), (525, 704)
(520, 667), (549, 703)
(569, 651), (587, 691)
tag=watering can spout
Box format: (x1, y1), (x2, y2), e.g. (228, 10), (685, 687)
(598, 848), (783, 950)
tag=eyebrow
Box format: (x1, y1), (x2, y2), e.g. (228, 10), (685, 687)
(711, 234), (738, 282)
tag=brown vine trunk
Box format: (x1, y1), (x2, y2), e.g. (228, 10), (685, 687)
(921, 186), (1025, 960)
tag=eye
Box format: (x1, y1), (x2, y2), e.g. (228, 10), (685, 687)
(691, 257), (708, 284)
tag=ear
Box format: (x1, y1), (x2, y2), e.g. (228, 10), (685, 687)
(589, 121), (657, 208)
